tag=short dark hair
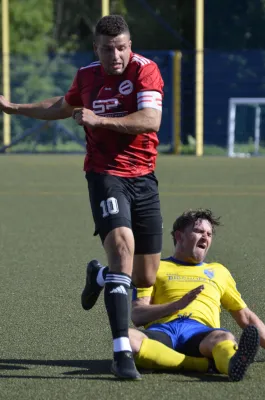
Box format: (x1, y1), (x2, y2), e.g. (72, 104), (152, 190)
(171, 208), (221, 245)
(94, 15), (130, 38)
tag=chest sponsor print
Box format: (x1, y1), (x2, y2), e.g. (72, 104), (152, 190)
(119, 80), (133, 95)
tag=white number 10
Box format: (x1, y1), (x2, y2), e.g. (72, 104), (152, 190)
(100, 197), (119, 218)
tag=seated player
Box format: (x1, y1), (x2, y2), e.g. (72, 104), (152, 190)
(128, 208), (265, 381)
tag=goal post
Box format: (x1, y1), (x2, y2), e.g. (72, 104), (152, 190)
(227, 97), (265, 157)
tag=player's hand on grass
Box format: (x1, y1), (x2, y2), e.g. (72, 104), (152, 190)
(0, 95), (14, 114)
(175, 285), (204, 310)
(72, 108), (100, 129)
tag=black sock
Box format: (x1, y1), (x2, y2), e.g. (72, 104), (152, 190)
(102, 267), (134, 289)
(104, 272), (132, 356)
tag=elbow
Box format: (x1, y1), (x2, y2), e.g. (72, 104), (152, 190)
(147, 121), (160, 133)
(239, 318), (249, 329)
(58, 109), (71, 120)
(237, 309), (252, 329)
(143, 114), (161, 133)
(153, 123), (160, 133)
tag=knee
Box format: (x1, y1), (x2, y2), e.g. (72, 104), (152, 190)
(113, 232), (134, 258)
(116, 239), (133, 260)
(104, 228), (134, 271)
(134, 274), (156, 288)
(132, 255), (160, 287)
(199, 330), (236, 357)
(214, 330), (236, 343)
(128, 328), (145, 353)
(207, 330), (236, 350)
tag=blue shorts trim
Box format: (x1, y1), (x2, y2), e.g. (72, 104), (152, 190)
(147, 318), (227, 354)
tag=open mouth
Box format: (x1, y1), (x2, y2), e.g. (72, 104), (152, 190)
(197, 243), (207, 249)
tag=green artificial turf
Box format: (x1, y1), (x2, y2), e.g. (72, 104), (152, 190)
(1, 155), (265, 400)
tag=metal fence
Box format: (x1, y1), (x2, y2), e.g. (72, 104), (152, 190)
(2, 49), (265, 153)
(0, 51), (177, 153)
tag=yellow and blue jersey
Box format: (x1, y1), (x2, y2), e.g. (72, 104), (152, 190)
(133, 256), (247, 329)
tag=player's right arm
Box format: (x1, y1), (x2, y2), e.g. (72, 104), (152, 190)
(0, 69), (83, 120)
(131, 285), (204, 327)
(0, 95), (74, 120)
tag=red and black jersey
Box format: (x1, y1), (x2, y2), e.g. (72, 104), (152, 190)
(65, 52), (164, 177)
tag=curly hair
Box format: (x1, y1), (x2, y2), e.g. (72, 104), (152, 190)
(171, 208), (221, 245)
(95, 15), (130, 38)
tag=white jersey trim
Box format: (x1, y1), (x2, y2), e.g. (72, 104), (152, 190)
(137, 91), (162, 111)
(80, 61), (101, 70)
(132, 54), (151, 66)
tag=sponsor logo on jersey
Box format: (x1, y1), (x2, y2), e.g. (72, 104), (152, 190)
(119, 80), (133, 95)
(92, 98), (119, 114)
(92, 98), (128, 117)
(166, 273), (217, 287)
(204, 269), (215, 279)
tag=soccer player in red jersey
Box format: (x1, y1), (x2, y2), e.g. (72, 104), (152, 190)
(0, 15), (164, 380)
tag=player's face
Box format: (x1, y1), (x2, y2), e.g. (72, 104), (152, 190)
(179, 219), (213, 263)
(94, 33), (132, 75)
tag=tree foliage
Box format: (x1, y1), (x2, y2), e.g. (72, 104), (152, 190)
(1, 0), (265, 56)
(2, 0), (265, 145)
(205, 0), (265, 50)
(51, 0), (265, 52)
(0, 0), (53, 55)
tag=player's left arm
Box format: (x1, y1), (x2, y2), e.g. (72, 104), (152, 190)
(97, 107), (162, 134)
(73, 99), (162, 134)
(221, 267), (265, 349)
(230, 308), (265, 349)
(73, 62), (163, 134)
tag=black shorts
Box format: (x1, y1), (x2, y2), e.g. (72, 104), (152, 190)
(142, 329), (174, 349)
(142, 329), (212, 357)
(86, 171), (163, 254)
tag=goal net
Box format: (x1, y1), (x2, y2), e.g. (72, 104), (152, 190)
(227, 98), (265, 157)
